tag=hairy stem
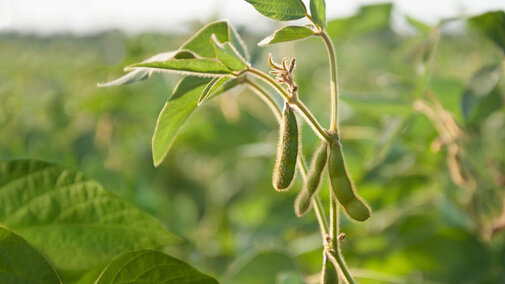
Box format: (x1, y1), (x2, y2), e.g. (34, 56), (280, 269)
(329, 196), (356, 284)
(317, 30), (357, 283)
(318, 31), (340, 134)
(245, 78), (329, 238)
(246, 68), (331, 142)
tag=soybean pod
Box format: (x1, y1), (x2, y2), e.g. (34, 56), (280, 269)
(295, 141), (328, 217)
(328, 139), (371, 222)
(272, 102), (299, 191)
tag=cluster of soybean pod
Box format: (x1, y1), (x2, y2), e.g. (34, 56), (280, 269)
(269, 56), (371, 223)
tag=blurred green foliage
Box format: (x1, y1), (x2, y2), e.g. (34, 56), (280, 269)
(1, 3), (504, 283)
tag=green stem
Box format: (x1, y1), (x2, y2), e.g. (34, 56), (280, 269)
(318, 31), (340, 134)
(329, 196), (356, 284)
(318, 30), (356, 283)
(246, 68), (331, 142)
(244, 78), (329, 238)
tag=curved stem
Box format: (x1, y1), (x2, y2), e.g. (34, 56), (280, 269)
(318, 31), (340, 134)
(244, 78), (329, 238)
(246, 68), (331, 142)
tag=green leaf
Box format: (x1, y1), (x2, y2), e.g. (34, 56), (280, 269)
(128, 58), (233, 76)
(199, 77), (236, 106)
(99, 21), (249, 87)
(98, 50), (197, 87)
(0, 160), (179, 272)
(95, 250), (218, 284)
(461, 64), (503, 121)
(211, 35), (248, 71)
(310, 0), (326, 29)
(0, 226), (61, 284)
(152, 76), (240, 166)
(181, 21), (249, 61)
(468, 11), (505, 53)
(244, 0), (307, 21)
(258, 26), (315, 46)
(327, 3), (392, 38)
(405, 15), (431, 34)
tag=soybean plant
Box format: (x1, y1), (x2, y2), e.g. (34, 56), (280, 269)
(100, 0), (371, 282)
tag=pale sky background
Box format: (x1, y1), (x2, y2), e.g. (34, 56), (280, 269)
(1, 0), (505, 35)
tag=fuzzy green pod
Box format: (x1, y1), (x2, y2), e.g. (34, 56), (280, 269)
(295, 142), (328, 217)
(272, 103), (299, 191)
(321, 254), (339, 284)
(328, 140), (371, 222)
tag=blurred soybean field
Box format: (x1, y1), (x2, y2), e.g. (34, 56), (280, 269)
(1, 3), (505, 284)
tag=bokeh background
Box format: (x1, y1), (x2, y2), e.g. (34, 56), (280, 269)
(1, 1), (505, 283)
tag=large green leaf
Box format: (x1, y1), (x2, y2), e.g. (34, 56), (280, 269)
(211, 35), (248, 71)
(0, 226), (61, 284)
(95, 250), (218, 284)
(258, 26), (315, 46)
(244, 0), (307, 21)
(128, 58), (233, 76)
(181, 20), (249, 61)
(152, 76), (211, 166)
(461, 64), (503, 121)
(326, 3), (392, 38)
(468, 11), (505, 53)
(310, 0), (326, 29)
(152, 75), (240, 166)
(0, 160), (179, 272)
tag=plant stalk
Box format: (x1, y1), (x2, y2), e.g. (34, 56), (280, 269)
(318, 31), (340, 134)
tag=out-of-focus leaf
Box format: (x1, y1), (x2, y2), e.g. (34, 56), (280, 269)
(276, 271), (305, 284)
(258, 26), (315, 46)
(127, 58), (233, 76)
(0, 160), (179, 272)
(461, 64), (503, 121)
(244, 0), (307, 21)
(0, 226), (61, 284)
(97, 50), (196, 87)
(152, 75), (240, 166)
(95, 250), (218, 284)
(327, 3), (392, 38)
(404, 228), (491, 283)
(211, 35), (248, 71)
(406, 15), (431, 34)
(468, 11), (505, 53)
(310, 0), (326, 29)
(341, 92), (413, 117)
(225, 251), (297, 284)
(471, 87), (504, 125)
